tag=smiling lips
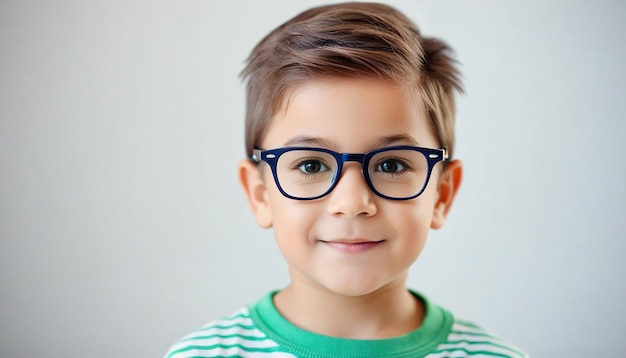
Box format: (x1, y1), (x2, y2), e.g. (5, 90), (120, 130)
(320, 239), (385, 254)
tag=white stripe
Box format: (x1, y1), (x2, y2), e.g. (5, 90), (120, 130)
(447, 331), (509, 344)
(451, 321), (490, 334)
(181, 335), (279, 349)
(171, 347), (295, 358)
(428, 351), (478, 358)
(205, 311), (254, 328)
(167, 335), (279, 355)
(434, 340), (524, 357)
(183, 325), (267, 340)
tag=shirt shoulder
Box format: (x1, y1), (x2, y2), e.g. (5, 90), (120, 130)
(164, 307), (294, 358)
(427, 318), (529, 358)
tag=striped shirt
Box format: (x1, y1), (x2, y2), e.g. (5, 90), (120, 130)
(165, 291), (527, 358)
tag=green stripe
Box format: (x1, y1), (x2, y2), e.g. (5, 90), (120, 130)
(430, 347), (522, 357)
(198, 322), (256, 331)
(224, 312), (249, 320)
(168, 343), (282, 357)
(440, 339), (525, 356)
(450, 330), (498, 337)
(181, 333), (268, 343)
(448, 330), (525, 356)
(454, 319), (483, 329)
(201, 312), (250, 325)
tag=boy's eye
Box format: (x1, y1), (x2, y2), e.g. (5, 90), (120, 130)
(298, 160), (328, 173)
(376, 159), (405, 173)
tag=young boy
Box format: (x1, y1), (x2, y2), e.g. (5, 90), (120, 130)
(166, 3), (527, 357)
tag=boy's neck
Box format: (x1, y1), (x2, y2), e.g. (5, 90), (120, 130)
(273, 277), (424, 339)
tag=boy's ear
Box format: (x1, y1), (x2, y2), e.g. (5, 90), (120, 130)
(238, 159), (273, 229)
(431, 159), (463, 229)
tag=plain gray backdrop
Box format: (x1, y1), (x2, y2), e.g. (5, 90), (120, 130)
(1, 0), (625, 357)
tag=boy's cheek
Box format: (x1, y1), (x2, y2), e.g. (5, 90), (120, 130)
(268, 196), (319, 224)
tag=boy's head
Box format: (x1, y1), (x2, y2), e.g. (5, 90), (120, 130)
(241, 2), (463, 160)
(238, 3), (464, 297)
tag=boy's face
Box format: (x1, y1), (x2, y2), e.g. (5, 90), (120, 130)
(240, 77), (461, 297)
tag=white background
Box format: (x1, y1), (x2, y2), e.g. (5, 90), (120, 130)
(1, 1), (625, 357)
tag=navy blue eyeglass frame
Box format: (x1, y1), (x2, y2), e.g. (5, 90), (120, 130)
(251, 145), (448, 201)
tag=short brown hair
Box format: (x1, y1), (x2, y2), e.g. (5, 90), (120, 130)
(241, 2), (463, 158)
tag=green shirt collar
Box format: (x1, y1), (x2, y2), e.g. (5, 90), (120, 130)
(249, 290), (453, 357)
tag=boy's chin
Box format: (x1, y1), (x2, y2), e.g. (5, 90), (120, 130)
(287, 264), (410, 298)
(314, 274), (405, 298)
(323, 286), (384, 298)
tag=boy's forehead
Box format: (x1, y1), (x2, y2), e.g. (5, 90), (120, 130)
(262, 77), (435, 150)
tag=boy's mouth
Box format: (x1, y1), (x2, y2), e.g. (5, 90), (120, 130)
(319, 239), (385, 254)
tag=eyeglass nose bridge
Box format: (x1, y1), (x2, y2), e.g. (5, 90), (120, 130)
(332, 153), (370, 182)
(340, 153), (367, 164)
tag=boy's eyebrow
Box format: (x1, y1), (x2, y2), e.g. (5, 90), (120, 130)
(374, 134), (420, 147)
(283, 136), (335, 148)
(283, 134), (420, 149)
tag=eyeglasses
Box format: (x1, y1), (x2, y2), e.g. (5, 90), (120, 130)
(251, 145), (448, 201)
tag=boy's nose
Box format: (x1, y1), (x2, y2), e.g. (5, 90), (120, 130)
(326, 163), (377, 218)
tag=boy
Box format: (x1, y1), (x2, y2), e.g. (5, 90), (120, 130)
(166, 2), (527, 357)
